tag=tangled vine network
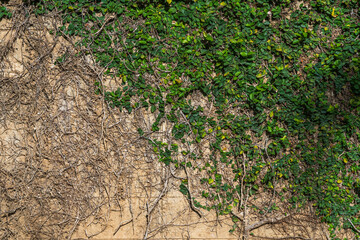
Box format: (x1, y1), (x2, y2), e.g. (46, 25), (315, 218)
(0, 0), (360, 239)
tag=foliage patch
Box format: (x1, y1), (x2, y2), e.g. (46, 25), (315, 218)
(0, 6), (12, 20)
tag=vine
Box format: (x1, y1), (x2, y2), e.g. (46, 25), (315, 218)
(27, 0), (360, 238)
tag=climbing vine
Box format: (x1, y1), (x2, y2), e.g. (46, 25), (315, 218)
(26, 0), (360, 238)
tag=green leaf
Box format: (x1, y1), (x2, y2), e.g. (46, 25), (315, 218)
(179, 183), (188, 196)
(240, 52), (248, 57)
(151, 105), (156, 113)
(137, 128), (144, 136)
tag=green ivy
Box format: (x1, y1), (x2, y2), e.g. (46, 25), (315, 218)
(29, 0), (360, 237)
(0, 6), (12, 20)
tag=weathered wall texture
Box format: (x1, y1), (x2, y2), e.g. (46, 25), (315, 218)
(0, 4), (336, 240)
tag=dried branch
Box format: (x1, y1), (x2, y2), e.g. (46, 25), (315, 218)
(245, 215), (290, 232)
(113, 219), (133, 236)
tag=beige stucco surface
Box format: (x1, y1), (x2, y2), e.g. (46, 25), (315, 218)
(0, 4), (347, 239)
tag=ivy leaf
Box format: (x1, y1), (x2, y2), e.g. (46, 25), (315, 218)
(151, 105), (156, 113)
(331, 7), (338, 18)
(179, 183), (189, 196)
(137, 128), (144, 136)
(240, 52), (248, 57)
